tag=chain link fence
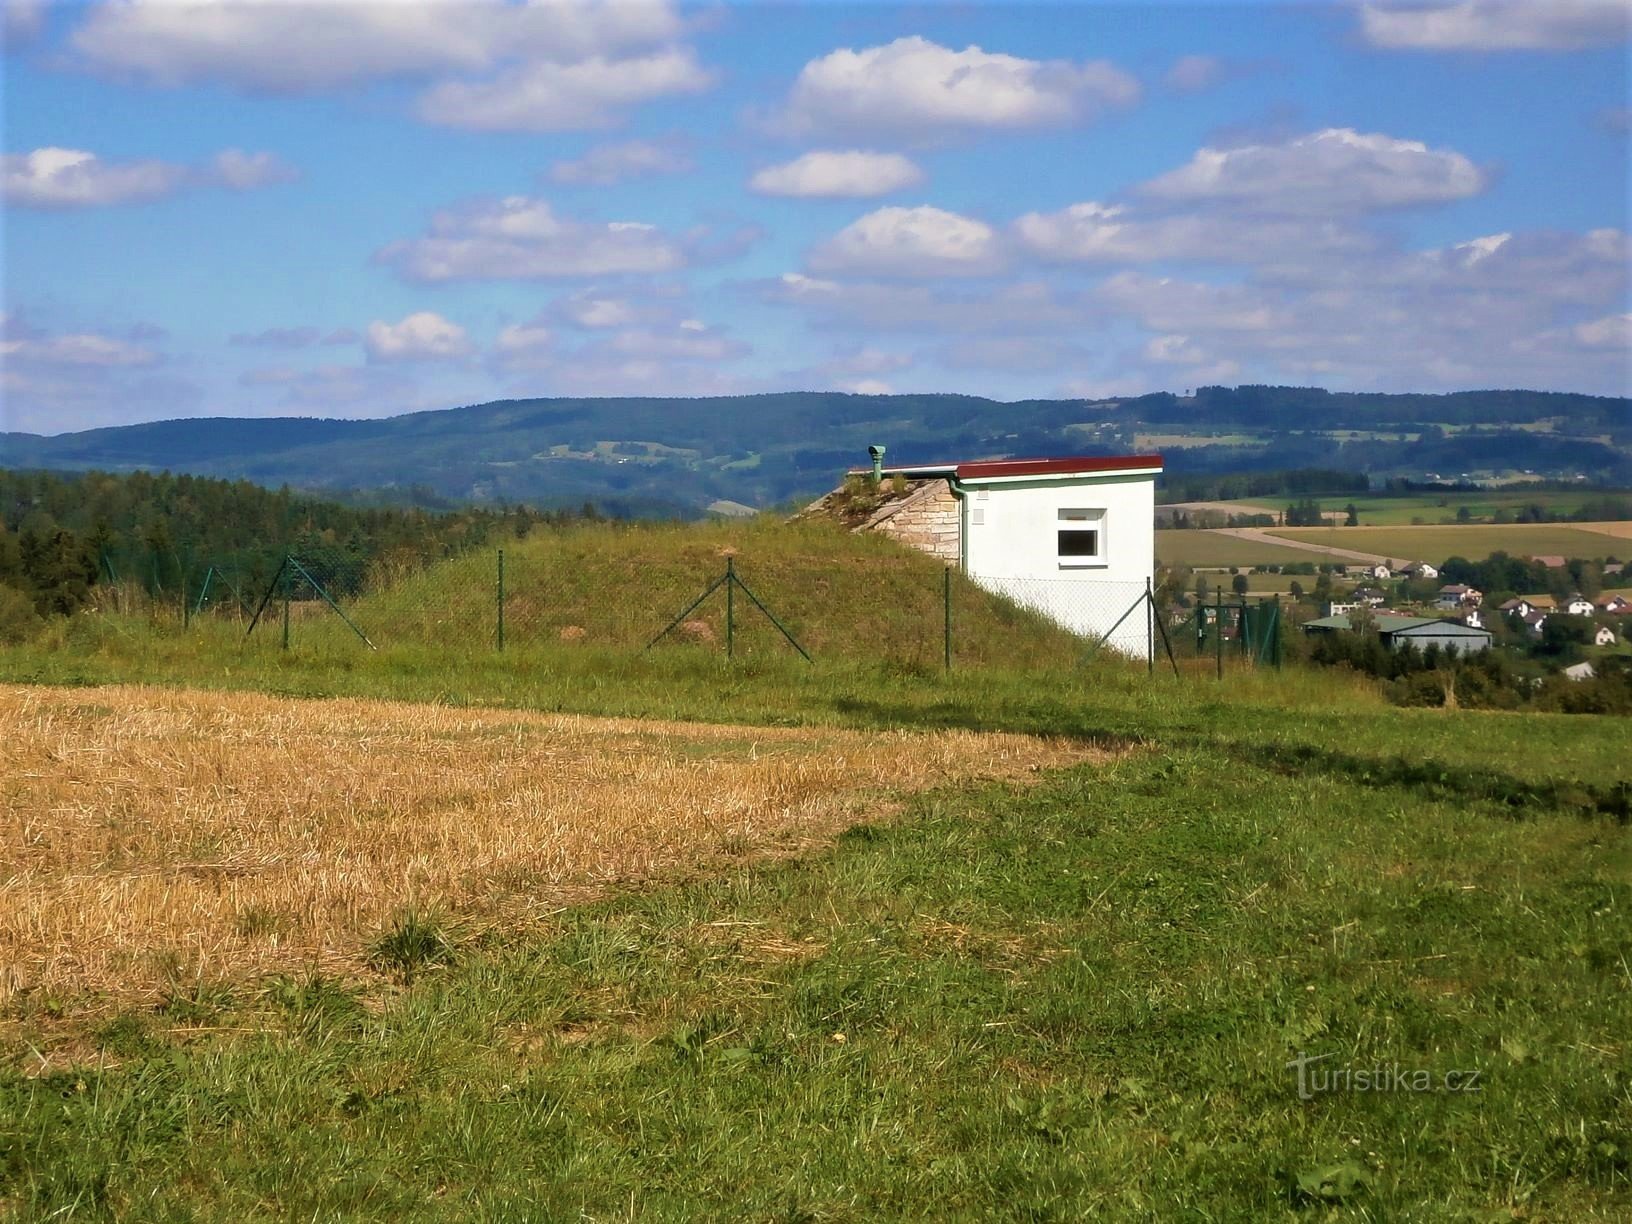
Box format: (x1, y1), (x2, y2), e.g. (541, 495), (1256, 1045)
(90, 534), (1288, 675)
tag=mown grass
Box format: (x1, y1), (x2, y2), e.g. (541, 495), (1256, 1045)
(1267, 523), (1630, 564)
(4, 715), (1627, 1218)
(1156, 529), (1322, 569)
(3, 520), (1630, 1217)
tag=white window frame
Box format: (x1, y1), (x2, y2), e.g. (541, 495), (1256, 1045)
(1056, 508), (1107, 568)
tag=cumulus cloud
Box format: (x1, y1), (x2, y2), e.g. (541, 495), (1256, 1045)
(211, 148), (301, 190)
(1573, 312), (1632, 348)
(546, 287), (684, 329)
(374, 196), (687, 282)
(3, 145), (296, 208)
(65, 0), (711, 132)
(418, 48), (712, 131)
(1013, 201), (1375, 266)
(68, 0), (689, 92)
(1164, 54), (1227, 92)
(1, 321), (160, 368)
(3, 147), (186, 208)
(1140, 128), (1489, 213)
(779, 36), (1138, 141)
(1359, 1), (1630, 52)
(549, 137), (693, 185)
(758, 273), (1094, 335)
(493, 326), (754, 396)
(809, 205), (1005, 277)
(749, 150), (924, 198)
(1, 312), (196, 432)
(364, 312), (473, 362)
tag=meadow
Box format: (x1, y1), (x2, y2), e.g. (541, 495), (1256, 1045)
(1266, 522), (1630, 564)
(1154, 529), (1322, 569)
(1191, 489), (1625, 528)
(2, 519), (1629, 1218)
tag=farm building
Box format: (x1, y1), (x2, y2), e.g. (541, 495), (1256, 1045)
(1436, 583), (1482, 609)
(1302, 613), (1493, 656)
(803, 449), (1163, 658)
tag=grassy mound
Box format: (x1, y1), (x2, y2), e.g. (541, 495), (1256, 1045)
(339, 519), (1089, 670)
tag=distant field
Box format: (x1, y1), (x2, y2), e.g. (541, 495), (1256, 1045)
(1192, 490), (1625, 527)
(1133, 432), (1262, 449)
(1266, 523), (1629, 564)
(1154, 529), (1327, 568)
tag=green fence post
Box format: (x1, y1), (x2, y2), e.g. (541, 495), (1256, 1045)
(726, 556), (735, 660)
(1146, 577), (1154, 675)
(497, 548), (506, 652)
(944, 566), (952, 672)
(1215, 602), (1223, 680)
(281, 556), (291, 651)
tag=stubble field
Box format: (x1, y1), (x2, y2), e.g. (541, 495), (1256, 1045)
(0, 683), (1098, 1006)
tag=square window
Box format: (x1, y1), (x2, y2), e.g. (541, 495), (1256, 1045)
(1057, 508), (1106, 566)
(1058, 529), (1099, 557)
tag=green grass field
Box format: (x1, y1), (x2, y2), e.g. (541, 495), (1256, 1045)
(334, 518), (1086, 671)
(3, 522), (1630, 1219)
(1155, 529), (1324, 569)
(1267, 523), (1629, 565)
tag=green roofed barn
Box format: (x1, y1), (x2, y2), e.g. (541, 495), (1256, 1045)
(1302, 613), (1493, 656)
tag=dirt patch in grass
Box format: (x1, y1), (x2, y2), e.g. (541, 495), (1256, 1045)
(0, 683), (1110, 1008)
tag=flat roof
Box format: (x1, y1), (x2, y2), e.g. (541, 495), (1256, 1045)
(1304, 614), (1491, 635)
(847, 453), (1164, 480)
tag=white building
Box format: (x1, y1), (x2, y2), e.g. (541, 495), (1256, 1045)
(814, 452), (1163, 659)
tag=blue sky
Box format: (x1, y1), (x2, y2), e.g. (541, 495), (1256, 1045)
(3, 0), (1628, 435)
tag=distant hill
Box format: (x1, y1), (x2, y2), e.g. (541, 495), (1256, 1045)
(4, 386), (1628, 515)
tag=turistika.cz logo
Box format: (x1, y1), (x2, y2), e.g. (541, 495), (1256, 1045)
(1286, 1051), (1483, 1101)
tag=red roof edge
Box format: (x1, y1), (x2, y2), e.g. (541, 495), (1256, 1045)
(954, 453), (1164, 479)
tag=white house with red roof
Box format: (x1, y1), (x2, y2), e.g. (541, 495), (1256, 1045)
(812, 450), (1164, 659)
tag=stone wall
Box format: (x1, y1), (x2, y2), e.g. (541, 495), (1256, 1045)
(862, 478), (959, 564)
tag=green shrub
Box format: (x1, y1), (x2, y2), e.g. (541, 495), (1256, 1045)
(0, 583), (43, 645)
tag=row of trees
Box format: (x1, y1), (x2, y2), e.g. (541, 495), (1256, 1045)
(0, 468), (603, 623)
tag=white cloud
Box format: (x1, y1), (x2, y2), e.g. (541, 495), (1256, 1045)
(364, 312), (473, 362)
(211, 148), (300, 190)
(1013, 200), (1375, 265)
(375, 196), (686, 282)
(3, 145), (296, 208)
(229, 326), (323, 348)
(1095, 272), (1286, 333)
(842, 379), (894, 395)
(759, 273), (1093, 334)
(809, 205), (1004, 277)
(0, 313), (194, 432)
(780, 36), (1138, 141)
(1143, 334), (1214, 365)
(1574, 312), (1632, 348)
(1360, 1), (1630, 51)
(549, 138), (693, 186)
(749, 150), (924, 199)
(1, 327), (159, 368)
(3, 147), (185, 208)
(3, 0), (45, 46)
(1140, 128), (1488, 213)
(1164, 54), (1226, 92)
(69, 0), (688, 92)
(547, 288), (682, 329)
(419, 47), (712, 131)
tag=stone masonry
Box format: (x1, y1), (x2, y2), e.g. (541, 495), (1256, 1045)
(859, 478), (960, 564)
